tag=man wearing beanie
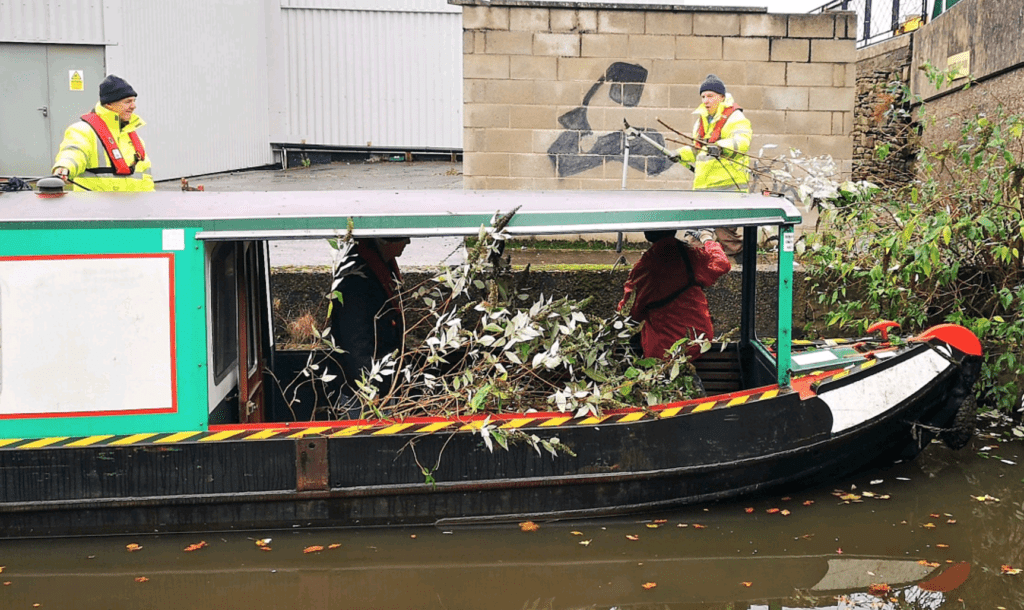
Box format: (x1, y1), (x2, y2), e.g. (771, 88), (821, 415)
(52, 74), (154, 191)
(672, 74), (752, 261)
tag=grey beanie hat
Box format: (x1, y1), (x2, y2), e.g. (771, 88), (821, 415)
(99, 75), (138, 104)
(699, 74), (726, 96)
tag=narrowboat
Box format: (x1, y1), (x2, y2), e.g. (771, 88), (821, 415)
(0, 186), (981, 538)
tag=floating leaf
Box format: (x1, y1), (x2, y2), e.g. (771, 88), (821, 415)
(134, 577), (149, 583)
(626, 535), (639, 541)
(870, 479), (883, 485)
(579, 539), (592, 546)
(328, 544), (341, 550)
(183, 541), (208, 552)
(947, 519), (957, 525)
(303, 546), (325, 554)
(258, 546), (273, 552)
(255, 538), (272, 547)
(570, 531), (584, 536)
(741, 581), (752, 587)
(780, 509), (791, 516)
(868, 583), (891, 597)
(125, 543), (143, 552)
(645, 523), (659, 529)
(922, 523), (937, 529)
(936, 544), (949, 549)
(654, 519), (667, 524)
(918, 560), (940, 568)
(766, 508), (780, 514)
(1001, 565), (1022, 575)
(974, 494), (1001, 503)
(744, 507), (754, 513)
(641, 582), (657, 589)
(837, 548), (843, 554)
(839, 493), (861, 501)
(519, 521), (540, 532)
(803, 500), (815, 506)
(930, 513), (941, 518)
(693, 524), (707, 529)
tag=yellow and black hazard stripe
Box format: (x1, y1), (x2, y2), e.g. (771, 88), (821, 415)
(0, 387), (793, 451)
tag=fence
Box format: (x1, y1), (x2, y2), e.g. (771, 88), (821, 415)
(814, 0), (929, 48)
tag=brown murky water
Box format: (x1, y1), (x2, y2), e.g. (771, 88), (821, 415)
(1, 431), (1021, 610)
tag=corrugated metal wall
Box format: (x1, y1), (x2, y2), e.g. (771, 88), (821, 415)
(114, 0), (273, 179)
(274, 0), (463, 150)
(0, 0), (106, 44)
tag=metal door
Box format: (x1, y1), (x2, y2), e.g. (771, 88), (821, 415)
(0, 43), (103, 178)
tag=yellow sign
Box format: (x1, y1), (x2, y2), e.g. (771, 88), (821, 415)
(947, 51), (970, 80)
(69, 70), (84, 91)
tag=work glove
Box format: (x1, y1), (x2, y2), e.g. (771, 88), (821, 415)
(683, 228), (716, 244)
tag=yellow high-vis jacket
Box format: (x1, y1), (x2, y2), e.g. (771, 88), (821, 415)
(675, 94), (752, 191)
(52, 103), (154, 192)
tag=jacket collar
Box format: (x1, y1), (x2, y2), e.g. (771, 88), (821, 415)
(693, 93), (737, 120)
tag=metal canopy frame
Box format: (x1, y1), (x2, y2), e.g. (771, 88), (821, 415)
(0, 188), (801, 387)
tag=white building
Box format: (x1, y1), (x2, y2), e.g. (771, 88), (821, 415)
(0, 0), (463, 180)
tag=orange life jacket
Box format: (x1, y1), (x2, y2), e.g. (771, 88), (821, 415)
(80, 112), (147, 175)
(696, 105), (740, 148)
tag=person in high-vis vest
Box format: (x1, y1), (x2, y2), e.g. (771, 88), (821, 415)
(672, 74), (752, 260)
(52, 75), (154, 192)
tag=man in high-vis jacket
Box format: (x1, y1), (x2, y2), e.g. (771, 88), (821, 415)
(52, 75), (153, 191)
(673, 74), (752, 260)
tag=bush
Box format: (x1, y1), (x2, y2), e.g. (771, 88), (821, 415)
(804, 68), (1024, 415)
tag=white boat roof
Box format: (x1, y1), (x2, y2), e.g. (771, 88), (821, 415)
(0, 189), (801, 240)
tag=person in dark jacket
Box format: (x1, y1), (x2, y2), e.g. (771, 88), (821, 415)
(328, 237), (410, 399)
(618, 229), (730, 360)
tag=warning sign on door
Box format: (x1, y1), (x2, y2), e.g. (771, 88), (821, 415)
(69, 70), (84, 91)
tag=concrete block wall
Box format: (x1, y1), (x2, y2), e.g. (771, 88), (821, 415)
(455, 0), (856, 234)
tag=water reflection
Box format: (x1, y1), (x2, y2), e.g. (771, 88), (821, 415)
(0, 436), (1020, 609)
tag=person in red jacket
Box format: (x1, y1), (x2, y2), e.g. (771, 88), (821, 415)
(618, 229), (731, 360)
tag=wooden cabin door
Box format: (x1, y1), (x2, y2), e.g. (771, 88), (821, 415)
(236, 242), (270, 423)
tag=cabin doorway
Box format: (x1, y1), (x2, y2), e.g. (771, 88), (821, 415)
(207, 241), (272, 424)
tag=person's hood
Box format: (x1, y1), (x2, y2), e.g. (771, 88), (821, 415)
(693, 93), (737, 120)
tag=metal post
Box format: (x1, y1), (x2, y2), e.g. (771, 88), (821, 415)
(891, 0), (900, 33)
(863, 0), (873, 41)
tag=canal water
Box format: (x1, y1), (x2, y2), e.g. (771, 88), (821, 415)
(1, 426), (1021, 609)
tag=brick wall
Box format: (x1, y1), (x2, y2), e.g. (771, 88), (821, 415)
(456, 0), (857, 217)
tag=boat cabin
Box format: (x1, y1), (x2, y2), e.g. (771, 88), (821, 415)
(0, 189), (803, 439)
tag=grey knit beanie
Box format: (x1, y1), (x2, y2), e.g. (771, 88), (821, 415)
(699, 74), (726, 96)
(99, 75), (138, 104)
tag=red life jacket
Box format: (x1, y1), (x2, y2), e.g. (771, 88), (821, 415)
(80, 112), (146, 175)
(696, 105), (740, 148)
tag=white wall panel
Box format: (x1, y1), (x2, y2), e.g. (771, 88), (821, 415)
(115, 0), (274, 179)
(0, 0), (106, 44)
(276, 4), (462, 150)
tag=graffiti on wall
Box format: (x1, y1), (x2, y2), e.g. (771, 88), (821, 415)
(547, 62), (674, 178)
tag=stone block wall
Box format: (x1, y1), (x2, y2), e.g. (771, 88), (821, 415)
(455, 0), (857, 229)
(852, 35), (916, 184)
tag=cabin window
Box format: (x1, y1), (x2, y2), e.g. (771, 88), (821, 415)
(210, 243), (238, 383)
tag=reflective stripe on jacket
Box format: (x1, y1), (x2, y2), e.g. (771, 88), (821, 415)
(52, 102), (154, 192)
(675, 94), (752, 190)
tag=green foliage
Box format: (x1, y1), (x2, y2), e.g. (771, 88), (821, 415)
(804, 65), (1024, 414)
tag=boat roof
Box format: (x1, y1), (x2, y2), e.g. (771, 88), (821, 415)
(0, 189), (801, 240)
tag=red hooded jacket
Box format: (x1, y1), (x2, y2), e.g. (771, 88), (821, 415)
(618, 237), (731, 359)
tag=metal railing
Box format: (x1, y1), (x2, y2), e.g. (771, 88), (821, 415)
(813, 0), (929, 48)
